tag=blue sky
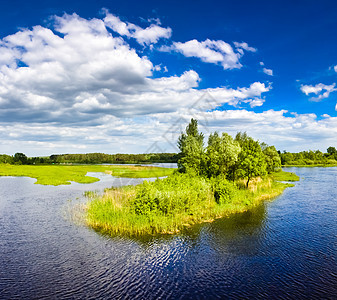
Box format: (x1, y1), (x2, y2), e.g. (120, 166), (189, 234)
(1, 0), (337, 156)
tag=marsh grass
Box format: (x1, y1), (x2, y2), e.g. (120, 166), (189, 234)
(0, 164), (174, 185)
(85, 171), (299, 236)
(283, 163), (337, 167)
(271, 170), (300, 181)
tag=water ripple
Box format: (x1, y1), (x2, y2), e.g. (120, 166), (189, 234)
(1, 168), (337, 298)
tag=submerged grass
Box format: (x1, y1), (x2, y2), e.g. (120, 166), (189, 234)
(85, 170), (299, 236)
(0, 164), (174, 185)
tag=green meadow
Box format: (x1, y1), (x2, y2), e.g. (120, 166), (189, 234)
(0, 164), (174, 185)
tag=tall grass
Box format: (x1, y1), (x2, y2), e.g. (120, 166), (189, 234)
(85, 171), (299, 236)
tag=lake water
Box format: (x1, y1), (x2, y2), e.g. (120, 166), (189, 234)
(0, 167), (336, 299)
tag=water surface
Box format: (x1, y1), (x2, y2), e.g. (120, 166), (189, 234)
(0, 168), (336, 299)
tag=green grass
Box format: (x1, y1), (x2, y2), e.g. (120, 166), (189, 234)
(85, 170), (298, 236)
(0, 164), (174, 185)
(283, 164), (337, 167)
(271, 170), (300, 181)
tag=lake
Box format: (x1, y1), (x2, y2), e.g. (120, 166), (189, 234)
(0, 167), (336, 299)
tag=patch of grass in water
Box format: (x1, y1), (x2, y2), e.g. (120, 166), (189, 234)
(85, 171), (296, 236)
(0, 164), (174, 185)
(271, 170), (300, 182)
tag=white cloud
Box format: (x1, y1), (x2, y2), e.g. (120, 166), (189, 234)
(300, 83), (337, 101)
(334, 65), (337, 73)
(4, 11), (335, 155)
(263, 67), (273, 76)
(3, 106), (337, 156)
(0, 12), (270, 127)
(103, 10), (172, 45)
(248, 98), (265, 108)
(234, 41), (257, 54)
(168, 39), (254, 70)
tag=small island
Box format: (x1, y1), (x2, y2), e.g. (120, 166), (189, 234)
(85, 119), (299, 236)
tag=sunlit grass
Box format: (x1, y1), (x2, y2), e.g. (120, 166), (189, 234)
(271, 170), (300, 181)
(85, 170), (298, 236)
(0, 164), (174, 185)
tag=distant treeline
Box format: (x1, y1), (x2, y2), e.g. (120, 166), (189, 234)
(0, 152), (179, 165)
(280, 147), (337, 166)
(2, 147), (337, 167)
(49, 153), (179, 164)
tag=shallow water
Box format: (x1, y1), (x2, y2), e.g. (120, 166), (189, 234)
(0, 168), (336, 299)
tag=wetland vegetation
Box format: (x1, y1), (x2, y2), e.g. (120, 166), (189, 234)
(85, 119), (299, 236)
(0, 164), (174, 185)
(280, 146), (337, 166)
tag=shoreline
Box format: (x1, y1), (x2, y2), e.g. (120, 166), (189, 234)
(283, 164), (337, 167)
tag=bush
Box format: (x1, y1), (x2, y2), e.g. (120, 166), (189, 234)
(132, 181), (160, 216)
(212, 176), (236, 205)
(131, 173), (213, 217)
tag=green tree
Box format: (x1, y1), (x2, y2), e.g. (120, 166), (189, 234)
(0, 154), (14, 164)
(327, 146), (337, 155)
(206, 132), (241, 178)
(236, 135), (267, 188)
(177, 119), (205, 175)
(14, 152), (28, 165)
(261, 143), (281, 173)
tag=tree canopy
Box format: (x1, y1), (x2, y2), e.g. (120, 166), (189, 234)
(177, 119), (281, 187)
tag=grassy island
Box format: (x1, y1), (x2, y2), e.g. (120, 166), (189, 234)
(85, 171), (299, 236)
(0, 164), (174, 185)
(85, 119), (300, 236)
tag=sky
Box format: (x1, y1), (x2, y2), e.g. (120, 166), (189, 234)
(1, 0), (337, 156)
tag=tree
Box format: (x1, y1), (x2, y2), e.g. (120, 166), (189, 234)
(14, 152), (28, 165)
(327, 146), (337, 155)
(261, 143), (281, 173)
(236, 136), (267, 188)
(0, 154), (14, 164)
(280, 151), (294, 165)
(234, 131), (250, 145)
(177, 119), (205, 175)
(206, 132), (241, 178)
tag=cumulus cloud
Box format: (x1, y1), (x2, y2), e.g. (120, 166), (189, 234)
(2, 106), (337, 156)
(103, 10), (172, 45)
(6, 11), (332, 156)
(151, 109), (337, 153)
(166, 39), (254, 70)
(0, 12), (270, 127)
(300, 83), (337, 101)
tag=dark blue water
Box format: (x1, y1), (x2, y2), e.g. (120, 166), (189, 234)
(0, 168), (336, 299)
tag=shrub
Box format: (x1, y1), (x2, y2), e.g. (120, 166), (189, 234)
(212, 176), (236, 205)
(131, 173), (213, 217)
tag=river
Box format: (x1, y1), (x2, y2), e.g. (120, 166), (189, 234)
(0, 167), (336, 299)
